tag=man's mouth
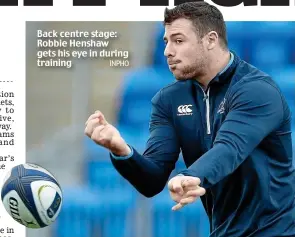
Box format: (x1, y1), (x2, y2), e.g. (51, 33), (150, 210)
(168, 61), (180, 65)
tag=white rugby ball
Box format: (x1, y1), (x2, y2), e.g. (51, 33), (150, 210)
(1, 163), (63, 228)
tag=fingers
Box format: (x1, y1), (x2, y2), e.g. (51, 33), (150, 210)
(168, 177), (201, 194)
(172, 202), (186, 211)
(98, 112), (108, 126)
(85, 118), (104, 138)
(168, 176), (206, 211)
(85, 110), (108, 126)
(90, 125), (104, 139)
(173, 180), (184, 195)
(168, 177), (184, 195)
(85, 111), (109, 138)
(171, 188), (205, 211)
(182, 177), (201, 188)
(179, 196), (196, 205)
(85, 111), (101, 125)
(185, 187), (206, 197)
(85, 119), (97, 137)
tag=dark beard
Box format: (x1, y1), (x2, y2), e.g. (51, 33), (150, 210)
(174, 64), (203, 80)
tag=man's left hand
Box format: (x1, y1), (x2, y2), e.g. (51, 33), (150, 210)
(168, 175), (206, 211)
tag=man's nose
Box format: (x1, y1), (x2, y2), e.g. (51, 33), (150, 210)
(164, 43), (175, 57)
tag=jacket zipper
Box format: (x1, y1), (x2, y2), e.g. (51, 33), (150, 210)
(205, 88), (211, 135)
(198, 85), (211, 135)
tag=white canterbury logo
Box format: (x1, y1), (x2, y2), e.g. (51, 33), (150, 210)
(177, 105), (193, 116)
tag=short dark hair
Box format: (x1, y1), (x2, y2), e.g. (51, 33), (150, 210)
(164, 1), (228, 49)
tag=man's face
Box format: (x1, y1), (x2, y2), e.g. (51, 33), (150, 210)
(164, 18), (208, 80)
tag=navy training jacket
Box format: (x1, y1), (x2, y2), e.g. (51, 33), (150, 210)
(110, 52), (295, 237)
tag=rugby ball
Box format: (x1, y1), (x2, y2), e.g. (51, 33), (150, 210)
(1, 163), (62, 228)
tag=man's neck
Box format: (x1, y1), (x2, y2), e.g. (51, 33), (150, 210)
(196, 50), (231, 90)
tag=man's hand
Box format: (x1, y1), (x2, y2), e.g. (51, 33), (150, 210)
(168, 175), (206, 211)
(84, 110), (131, 156)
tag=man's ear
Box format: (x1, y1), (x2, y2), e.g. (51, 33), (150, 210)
(206, 31), (219, 50)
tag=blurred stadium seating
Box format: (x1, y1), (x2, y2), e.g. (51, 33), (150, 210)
(53, 22), (295, 237)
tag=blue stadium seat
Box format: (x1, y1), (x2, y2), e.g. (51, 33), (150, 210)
(226, 22), (247, 59)
(243, 22), (295, 38)
(54, 186), (103, 237)
(226, 21), (246, 38)
(226, 22), (295, 68)
(228, 41), (245, 59)
(99, 191), (137, 237)
(85, 159), (134, 191)
(150, 189), (209, 237)
(151, 190), (190, 237)
(251, 40), (289, 71)
(54, 185), (137, 237)
(84, 137), (110, 161)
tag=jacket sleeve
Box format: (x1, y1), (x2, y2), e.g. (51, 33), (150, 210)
(179, 79), (284, 189)
(110, 90), (180, 197)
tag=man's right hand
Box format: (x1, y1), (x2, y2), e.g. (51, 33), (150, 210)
(84, 110), (131, 157)
(168, 175), (206, 211)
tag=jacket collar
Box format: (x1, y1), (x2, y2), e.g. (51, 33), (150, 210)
(218, 51), (234, 75)
(191, 50), (240, 88)
(209, 50), (240, 85)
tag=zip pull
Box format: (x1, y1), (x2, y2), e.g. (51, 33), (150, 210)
(196, 84), (211, 135)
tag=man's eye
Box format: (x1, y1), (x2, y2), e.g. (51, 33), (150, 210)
(176, 39), (182, 44)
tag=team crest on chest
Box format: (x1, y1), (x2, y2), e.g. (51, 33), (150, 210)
(217, 98), (226, 114)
